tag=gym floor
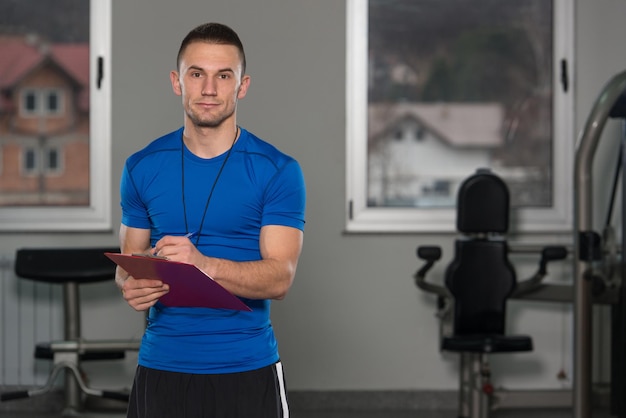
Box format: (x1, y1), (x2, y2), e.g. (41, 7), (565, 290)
(2, 409), (616, 417)
(0, 387), (615, 418)
(1, 400), (615, 418)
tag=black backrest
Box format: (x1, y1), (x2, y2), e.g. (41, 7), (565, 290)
(445, 169), (515, 335)
(15, 247), (120, 284)
(446, 240), (515, 335)
(456, 168), (509, 234)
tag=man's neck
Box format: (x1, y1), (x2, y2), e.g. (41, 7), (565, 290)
(182, 124), (239, 159)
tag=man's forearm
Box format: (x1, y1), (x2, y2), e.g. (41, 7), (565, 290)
(201, 256), (296, 300)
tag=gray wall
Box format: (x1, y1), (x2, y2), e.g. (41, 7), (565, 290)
(2, 0), (626, 392)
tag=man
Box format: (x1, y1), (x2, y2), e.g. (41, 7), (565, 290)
(116, 22), (305, 418)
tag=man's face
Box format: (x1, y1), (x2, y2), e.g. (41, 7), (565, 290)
(170, 41), (250, 128)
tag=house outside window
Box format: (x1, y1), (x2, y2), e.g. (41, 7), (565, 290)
(347, 0), (574, 233)
(0, 0), (111, 230)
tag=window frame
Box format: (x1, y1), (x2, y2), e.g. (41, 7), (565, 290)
(20, 88), (65, 117)
(345, 0), (575, 234)
(0, 0), (111, 231)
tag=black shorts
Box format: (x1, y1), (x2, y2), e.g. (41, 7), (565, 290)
(126, 362), (289, 418)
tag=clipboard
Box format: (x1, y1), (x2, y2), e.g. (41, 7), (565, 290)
(104, 252), (251, 311)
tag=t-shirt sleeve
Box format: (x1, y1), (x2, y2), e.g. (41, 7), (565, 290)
(120, 163), (152, 229)
(262, 159), (306, 231)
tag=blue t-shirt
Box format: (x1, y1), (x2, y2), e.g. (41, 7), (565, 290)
(120, 127), (306, 374)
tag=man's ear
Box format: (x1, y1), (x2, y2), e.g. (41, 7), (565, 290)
(170, 70), (182, 96)
(237, 75), (251, 99)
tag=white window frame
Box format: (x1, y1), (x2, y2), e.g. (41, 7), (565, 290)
(1, 0), (111, 231)
(345, 0), (575, 234)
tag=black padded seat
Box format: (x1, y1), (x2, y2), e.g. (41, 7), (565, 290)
(16, 247), (120, 284)
(34, 344), (125, 361)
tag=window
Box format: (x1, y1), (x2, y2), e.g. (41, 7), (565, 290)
(47, 91), (60, 114)
(21, 146), (62, 176)
(24, 91), (37, 114)
(20, 89), (64, 117)
(46, 147), (61, 174)
(23, 147), (38, 175)
(346, 0), (574, 233)
(0, 0), (111, 230)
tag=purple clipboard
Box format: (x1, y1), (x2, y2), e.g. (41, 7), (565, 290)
(105, 253), (251, 311)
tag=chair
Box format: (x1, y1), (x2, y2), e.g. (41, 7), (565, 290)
(416, 169), (534, 418)
(0, 247), (140, 414)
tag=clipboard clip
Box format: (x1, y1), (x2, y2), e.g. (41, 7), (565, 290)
(132, 253), (168, 260)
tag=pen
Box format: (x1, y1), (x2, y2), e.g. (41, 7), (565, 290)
(184, 231), (197, 239)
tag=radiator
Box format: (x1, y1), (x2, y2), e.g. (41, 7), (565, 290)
(0, 255), (63, 386)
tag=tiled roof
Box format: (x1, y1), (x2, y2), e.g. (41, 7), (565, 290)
(0, 36), (44, 88)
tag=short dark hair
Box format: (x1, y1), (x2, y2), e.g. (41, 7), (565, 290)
(176, 22), (246, 74)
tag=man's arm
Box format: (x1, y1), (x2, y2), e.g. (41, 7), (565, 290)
(116, 224), (170, 311)
(153, 224), (303, 300)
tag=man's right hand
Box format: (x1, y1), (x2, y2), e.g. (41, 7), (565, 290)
(120, 275), (169, 311)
